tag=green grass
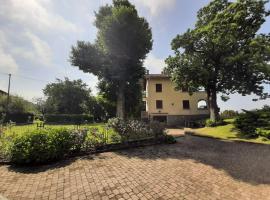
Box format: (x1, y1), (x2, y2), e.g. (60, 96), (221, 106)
(1, 122), (120, 145)
(193, 120), (270, 145)
(3, 123), (106, 136)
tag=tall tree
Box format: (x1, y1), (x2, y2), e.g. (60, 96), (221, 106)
(70, 0), (152, 119)
(43, 78), (92, 114)
(165, 0), (270, 121)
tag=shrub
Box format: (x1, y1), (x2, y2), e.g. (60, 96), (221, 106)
(126, 119), (150, 140)
(234, 107), (270, 138)
(107, 118), (126, 137)
(44, 114), (93, 124)
(83, 128), (106, 150)
(234, 111), (258, 137)
(108, 118), (166, 142)
(8, 128), (77, 164)
(205, 119), (226, 127)
(162, 135), (177, 144)
(149, 121), (166, 137)
(69, 129), (88, 152)
(257, 128), (270, 139)
(0, 133), (12, 161)
(110, 131), (122, 143)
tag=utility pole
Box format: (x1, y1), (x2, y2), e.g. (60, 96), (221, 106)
(6, 74), (11, 113)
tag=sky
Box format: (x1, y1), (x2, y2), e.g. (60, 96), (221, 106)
(0, 0), (269, 111)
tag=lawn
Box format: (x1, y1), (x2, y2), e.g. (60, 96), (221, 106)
(192, 119), (270, 145)
(1, 122), (120, 144)
(3, 123), (106, 135)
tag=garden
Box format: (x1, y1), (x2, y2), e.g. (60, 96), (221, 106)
(0, 118), (175, 165)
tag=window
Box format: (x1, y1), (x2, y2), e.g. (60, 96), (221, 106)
(156, 100), (163, 109)
(156, 84), (162, 92)
(182, 87), (188, 92)
(197, 100), (207, 110)
(183, 100), (190, 109)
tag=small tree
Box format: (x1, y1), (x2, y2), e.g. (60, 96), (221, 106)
(165, 0), (270, 121)
(43, 78), (92, 114)
(70, 0), (152, 119)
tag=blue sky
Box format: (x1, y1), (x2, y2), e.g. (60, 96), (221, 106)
(0, 0), (269, 111)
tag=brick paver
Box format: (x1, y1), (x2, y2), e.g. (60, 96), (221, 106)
(166, 129), (185, 137)
(0, 135), (270, 200)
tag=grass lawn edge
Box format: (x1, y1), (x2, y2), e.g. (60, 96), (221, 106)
(184, 128), (270, 145)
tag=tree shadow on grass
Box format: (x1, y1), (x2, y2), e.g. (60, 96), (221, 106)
(114, 135), (270, 185)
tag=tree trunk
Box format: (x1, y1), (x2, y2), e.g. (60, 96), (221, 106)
(116, 84), (125, 119)
(207, 88), (220, 121)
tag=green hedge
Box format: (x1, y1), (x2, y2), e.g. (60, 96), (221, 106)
(2, 112), (34, 124)
(44, 114), (93, 124)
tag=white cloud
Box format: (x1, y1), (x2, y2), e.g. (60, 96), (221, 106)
(0, 33), (18, 74)
(0, 47), (19, 74)
(0, 0), (78, 33)
(0, 0), (77, 69)
(144, 54), (165, 74)
(133, 0), (176, 16)
(20, 32), (53, 66)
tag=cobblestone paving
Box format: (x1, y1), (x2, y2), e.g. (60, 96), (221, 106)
(166, 129), (185, 138)
(0, 135), (270, 200)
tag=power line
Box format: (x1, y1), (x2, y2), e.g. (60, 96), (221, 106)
(0, 71), (10, 76)
(14, 74), (48, 83)
(0, 71), (49, 83)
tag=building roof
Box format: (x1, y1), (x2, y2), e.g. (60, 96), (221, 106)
(145, 74), (169, 79)
(0, 90), (7, 95)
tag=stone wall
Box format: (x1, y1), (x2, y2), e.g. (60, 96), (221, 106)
(167, 114), (209, 127)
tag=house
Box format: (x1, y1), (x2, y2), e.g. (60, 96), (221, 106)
(141, 74), (209, 126)
(0, 90), (7, 96)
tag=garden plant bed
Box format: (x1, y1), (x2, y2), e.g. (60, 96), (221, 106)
(0, 119), (175, 165)
(0, 137), (172, 165)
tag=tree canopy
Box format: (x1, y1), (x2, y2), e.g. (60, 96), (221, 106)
(43, 78), (92, 114)
(70, 0), (152, 118)
(165, 0), (270, 121)
(0, 95), (37, 114)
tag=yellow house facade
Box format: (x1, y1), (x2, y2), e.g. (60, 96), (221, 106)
(142, 74), (209, 126)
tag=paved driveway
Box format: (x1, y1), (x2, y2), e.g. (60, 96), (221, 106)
(166, 129), (185, 137)
(0, 135), (270, 200)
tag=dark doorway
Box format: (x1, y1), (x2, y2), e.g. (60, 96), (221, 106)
(153, 115), (167, 123)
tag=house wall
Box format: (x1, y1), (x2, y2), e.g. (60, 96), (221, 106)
(145, 77), (209, 116)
